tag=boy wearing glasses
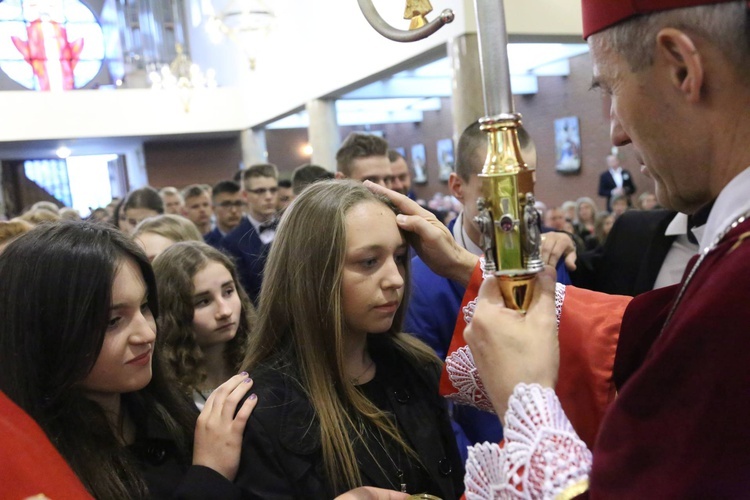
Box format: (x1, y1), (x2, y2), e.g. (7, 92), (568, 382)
(204, 180), (245, 248)
(220, 163), (279, 305)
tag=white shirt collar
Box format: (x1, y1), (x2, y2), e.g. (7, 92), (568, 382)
(699, 166), (750, 253)
(246, 214), (275, 244)
(452, 211), (483, 256)
(246, 213), (263, 231)
(664, 212), (688, 236)
(609, 167), (624, 188)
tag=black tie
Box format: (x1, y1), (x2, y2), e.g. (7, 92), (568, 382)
(686, 201), (714, 245)
(259, 220), (277, 234)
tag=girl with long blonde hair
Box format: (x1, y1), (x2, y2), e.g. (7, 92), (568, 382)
(234, 180), (463, 499)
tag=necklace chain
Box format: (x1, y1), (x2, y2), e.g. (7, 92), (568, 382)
(369, 426), (406, 492)
(662, 211), (750, 332)
(350, 358), (375, 385)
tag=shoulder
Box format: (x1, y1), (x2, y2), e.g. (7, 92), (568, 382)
(410, 255), (465, 298)
(371, 337), (442, 389)
(654, 219), (750, 352)
(221, 218), (254, 248)
(243, 362), (321, 456)
(203, 228), (222, 247)
(695, 219), (750, 285)
(245, 363), (310, 427)
(611, 209), (675, 235)
(247, 363), (302, 410)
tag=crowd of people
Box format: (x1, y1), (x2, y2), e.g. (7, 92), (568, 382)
(3, 0), (750, 498)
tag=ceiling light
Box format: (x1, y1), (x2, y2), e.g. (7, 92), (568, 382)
(56, 146), (71, 159)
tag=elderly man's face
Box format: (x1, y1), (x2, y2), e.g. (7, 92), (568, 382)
(589, 34), (709, 214)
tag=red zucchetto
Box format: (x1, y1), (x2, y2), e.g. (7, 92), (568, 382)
(582, 0), (737, 38)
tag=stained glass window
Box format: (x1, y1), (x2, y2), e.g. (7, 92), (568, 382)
(24, 159), (72, 207)
(0, 0), (105, 90)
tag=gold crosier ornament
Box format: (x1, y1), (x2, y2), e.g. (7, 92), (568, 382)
(404, 0), (433, 30)
(357, 0), (542, 312)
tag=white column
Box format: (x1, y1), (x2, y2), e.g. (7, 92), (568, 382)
(448, 33), (485, 144)
(124, 145), (148, 189)
(306, 99), (339, 171)
(241, 127), (268, 167)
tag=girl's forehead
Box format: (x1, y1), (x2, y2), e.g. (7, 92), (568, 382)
(344, 202), (402, 245)
(345, 200), (396, 222)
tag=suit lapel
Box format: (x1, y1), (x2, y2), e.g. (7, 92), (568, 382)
(634, 212), (678, 293)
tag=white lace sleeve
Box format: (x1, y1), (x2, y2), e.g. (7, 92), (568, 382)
(464, 384), (592, 500)
(444, 283), (566, 411)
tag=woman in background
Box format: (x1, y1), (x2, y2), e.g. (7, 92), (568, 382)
(122, 186), (164, 232)
(574, 196), (598, 245)
(133, 214), (203, 262)
(593, 211), (616, 249)
(153, 241), (257, 410)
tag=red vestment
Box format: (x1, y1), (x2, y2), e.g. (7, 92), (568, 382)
(440, 263), (629, 449)
(0, 390), (92, 499)
(590, 219), (750, 497)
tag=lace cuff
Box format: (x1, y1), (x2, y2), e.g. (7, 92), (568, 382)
(444, 283), (566, 411)
(464, 384), (591, 500)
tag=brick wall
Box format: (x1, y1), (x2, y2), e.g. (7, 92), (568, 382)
(265, 52), (653, 211)
(144, 135), (243, 189)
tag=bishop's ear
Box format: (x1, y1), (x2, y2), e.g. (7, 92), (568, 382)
(655, 28), (704, 103)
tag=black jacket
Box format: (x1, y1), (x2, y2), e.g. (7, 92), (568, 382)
(598, 169), (636, 212)
(572, 209), (677, 296)
(234, 337), (465, 499)
(219, 217), (272, 306)
(130, 408), (243, 499)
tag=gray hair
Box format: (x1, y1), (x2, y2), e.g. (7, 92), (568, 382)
(591, 2), (749, 73)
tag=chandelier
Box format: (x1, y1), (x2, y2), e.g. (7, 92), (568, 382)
(204, 0), (276, 70)
(149, 44), (217, 112)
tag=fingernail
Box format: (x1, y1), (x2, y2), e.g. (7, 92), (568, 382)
(397, 214), (406, 224)
(249, 393), (257, 400)
(244, 377), (253, 384)
(239, 371), (248, 376)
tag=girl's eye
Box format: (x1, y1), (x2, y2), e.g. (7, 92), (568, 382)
(395, 252), (407, 265)
(107, 317), (121, 329)
(361, 258), (378, 269)
(140, 302), (150, 314)
(223, 287), (235, 297)
(194, 298), (210, 307)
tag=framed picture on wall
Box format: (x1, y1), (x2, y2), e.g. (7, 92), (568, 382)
(554, 116), (582, 174)
(411, 144), (427, 184)
(394, 146), (406, 157)
(436, 138), (454, 182)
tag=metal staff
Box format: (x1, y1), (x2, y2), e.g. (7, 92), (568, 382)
(357, 0), (542, 311)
